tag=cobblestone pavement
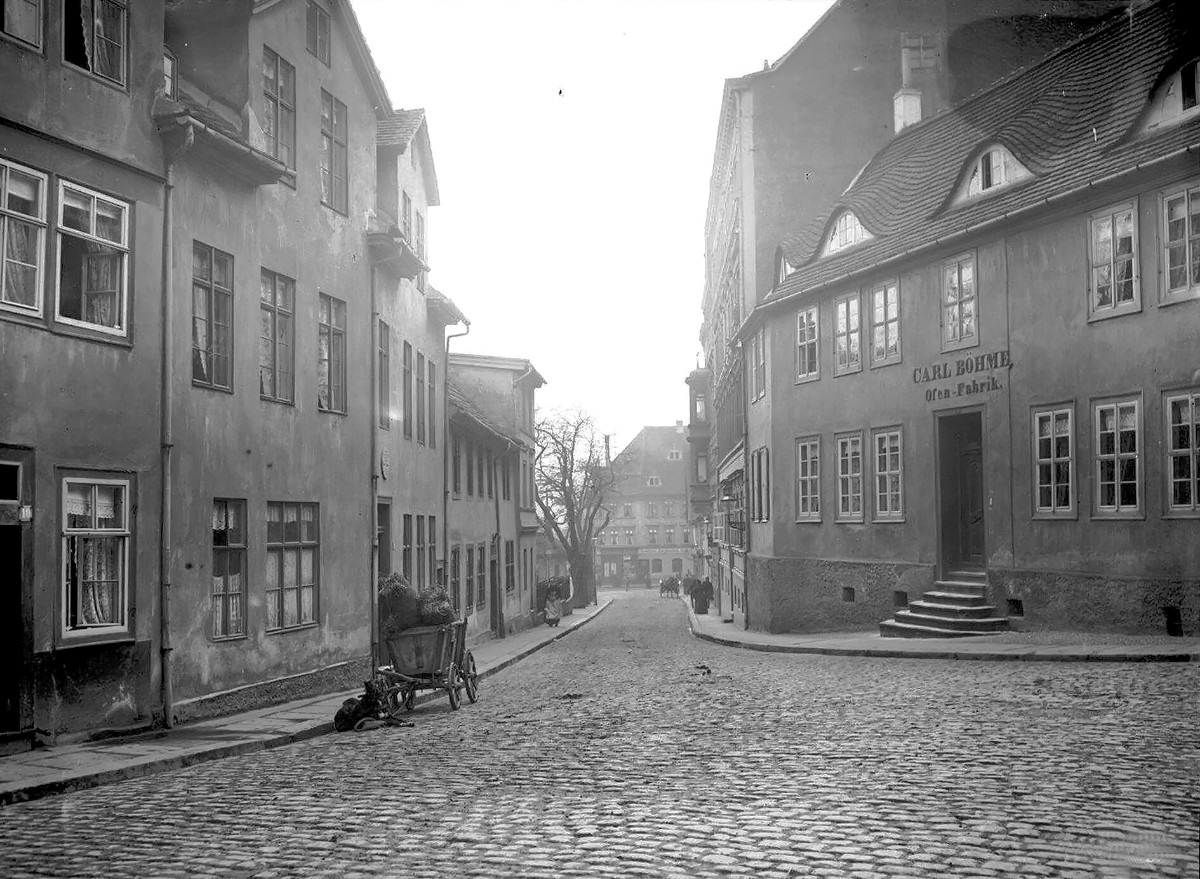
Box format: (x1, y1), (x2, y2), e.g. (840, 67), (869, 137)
(2, 592), (1197, 879)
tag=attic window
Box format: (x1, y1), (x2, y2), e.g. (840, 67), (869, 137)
(954, 145), (1031, 204)
(775, 248), (795, 286)
(821, 212), (873, 258)
(163, 47), (177, 99)
(1142, 59), (1200, 133)
(306, 1), (331, 66)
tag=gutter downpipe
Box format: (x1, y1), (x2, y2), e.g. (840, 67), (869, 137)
(443, 320), (471, 607)
(493, 448), (509, 639)
(160, 123), (193, 729)
(740, 351), (751, 632)
(369, 264), (378, 676)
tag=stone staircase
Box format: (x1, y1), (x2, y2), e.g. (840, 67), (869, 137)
(878, 570), (1010, 638)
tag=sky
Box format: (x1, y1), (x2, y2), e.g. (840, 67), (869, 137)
(354, 0), (836, 453)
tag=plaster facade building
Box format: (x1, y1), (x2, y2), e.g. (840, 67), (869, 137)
(698, 0), (1126, 628)
(598, 425), (692, 588)
(447, 353), (544, 636)
(1, 0), (169, 750)
(744, 0), (1199, 636)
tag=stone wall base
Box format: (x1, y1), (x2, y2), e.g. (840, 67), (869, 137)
(173, 657), (372, 726)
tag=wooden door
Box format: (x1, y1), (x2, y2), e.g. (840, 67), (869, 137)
(958, 444), (984, 565)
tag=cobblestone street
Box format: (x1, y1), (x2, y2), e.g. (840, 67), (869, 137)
(1, 591), (1197, 879)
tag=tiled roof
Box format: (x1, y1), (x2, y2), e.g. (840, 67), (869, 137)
(765, 0), (1200, 310)
(377, 109), (426, 149)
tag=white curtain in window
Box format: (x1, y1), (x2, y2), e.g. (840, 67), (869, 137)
(77, 0), (94, 70)
(84, 248), (118, 327)
(71, 535), (119, 625)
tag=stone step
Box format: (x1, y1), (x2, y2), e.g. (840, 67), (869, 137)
(934, 580), (988, 596)
(922, 590), (991, 607)
(945, 569), (987, 583)
(906, 600), (998, 619)
(893, 609), (1010, 633)
(878, 619), (1003, 639)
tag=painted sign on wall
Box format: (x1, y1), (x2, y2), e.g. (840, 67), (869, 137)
(913, 349), (1011, 402)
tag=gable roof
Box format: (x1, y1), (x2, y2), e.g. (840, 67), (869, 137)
(377, 109), (441, 207)
(764, 0), (1199, 311)
(447, 383), (518, 448)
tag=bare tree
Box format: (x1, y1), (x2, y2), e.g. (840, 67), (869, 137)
(535, 410), (618, 607)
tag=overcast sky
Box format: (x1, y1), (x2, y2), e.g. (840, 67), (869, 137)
(354, 0), (835, 453)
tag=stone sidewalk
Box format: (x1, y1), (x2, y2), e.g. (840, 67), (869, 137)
(0, 600), (611, 806)
(684, 598), (1200, 662)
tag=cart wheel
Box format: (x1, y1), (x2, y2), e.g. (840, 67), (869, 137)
(462, 651), (479, 704)
(446, 664), (462, 710)
(402, 686), (416, 711)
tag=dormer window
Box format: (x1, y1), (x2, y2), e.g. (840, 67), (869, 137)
(774, 247), (796, 286)
(952, 145), (1031, 205)
(821, 211), (873, 258)
(1142, 59), (1199, 133)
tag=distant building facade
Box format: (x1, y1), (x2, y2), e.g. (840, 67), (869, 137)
(598, 425), (692, 587)
(447, 353), (544, 636)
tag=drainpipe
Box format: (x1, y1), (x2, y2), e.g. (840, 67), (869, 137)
(443, 320), (470, 610)
(740, 349), (751, 632)
(369, 264), (378, 675)
(492, 451), (507, 638)
(160, 123), (193, 729)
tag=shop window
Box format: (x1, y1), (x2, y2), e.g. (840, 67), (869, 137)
(1088, 203), (1138, 317)
(212, 499), (246, 639)
(62, 478), (129, 638)
(0, 159), (46, 317)
(1094, 399), (1140, 516)
(265, 502), (318, 630)
(259, 269), (295, 403)
(192, 242), (233, 390)
(56, 181), (129, 335)
(651, 558), (662, 573)
(1033, 406), (1074, 516)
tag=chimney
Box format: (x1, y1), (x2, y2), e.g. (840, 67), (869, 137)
(604, 434), (611, 467)
(894, 88), (922, 134)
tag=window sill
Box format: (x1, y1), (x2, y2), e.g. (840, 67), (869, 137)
(57, 631), (134, 650)
(0, 30), (43, 54)
(1159, 289), (1199, 308)
(52, 319), (132, 348)
(1032, 510), (1077, 521)
(321, 201), (349, 218)
(869, 357), (902, 371)
(266, 622), (319, 636)
(835, 516), (865, 525)
(278, 170), (297, 190)
(211, 633), (248, 643)
(833, 366), (863, 378)
(1087, 303), (1141, 323)
(1162, 509), (1200, 519)
(871, 515), (906, 524)
(795, 373), (820, 386)
(0, 306), (47, 330)
(63, 61), (128, 93)
(794, 517), (821, 524)
(318, 407), (349, 417)
(194, 380), (234, 394)
(260, 395), (295, 406)
(1091, 511), (1146, 521)
(941, 337), (979, 355)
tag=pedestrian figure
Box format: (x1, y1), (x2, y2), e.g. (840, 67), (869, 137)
(543, 577), (573, 627)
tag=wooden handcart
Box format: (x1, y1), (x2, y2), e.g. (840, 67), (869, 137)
(377, 619), (479, 713)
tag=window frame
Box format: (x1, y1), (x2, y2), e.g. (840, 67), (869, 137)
(1161, 180), (1200, 305)
(211, 498), (247, 640)
(835, 431), (864, 523)
(191, 241), (234, 392)
(748, 327), (766, 401)
(1092, 396), (1143, 519)
(62, 0), (127, 88)
(428, 359), (437, 449)
(259, 268), (295, 404)
(833, 292), (862, 376)
(163, 45), (176, 99)
(1164, 388), (1200, 517)
(871, 427), (904, 522)
(54, 179), (130, 337)
(504, 539), (515, 594)
(794, 305), (819, 383)
(377, 320), (390, 428)
(305, 0), (330, 66)
(402, 341), (413, 438)
(868, 280), (901, 368)
(317, 292), (347, 414)
(265, 501), (319, 632)
(451, 431), (461, 495)
(464, 544), (475, 612)
(262, 46), (297, 172)
(1087, 201), (1140, 320)
(476, 541), (487, 607)
(1032, 404), (1075, 519)
(319, 89), (348, 214)
(940, 252), (979, 353)
(60, 475), (131, 642)
(0, 158), (48, 318)
(416, 351), (426, 443)
(795, 436), (821, 522)
(1, 0), (43, 50)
